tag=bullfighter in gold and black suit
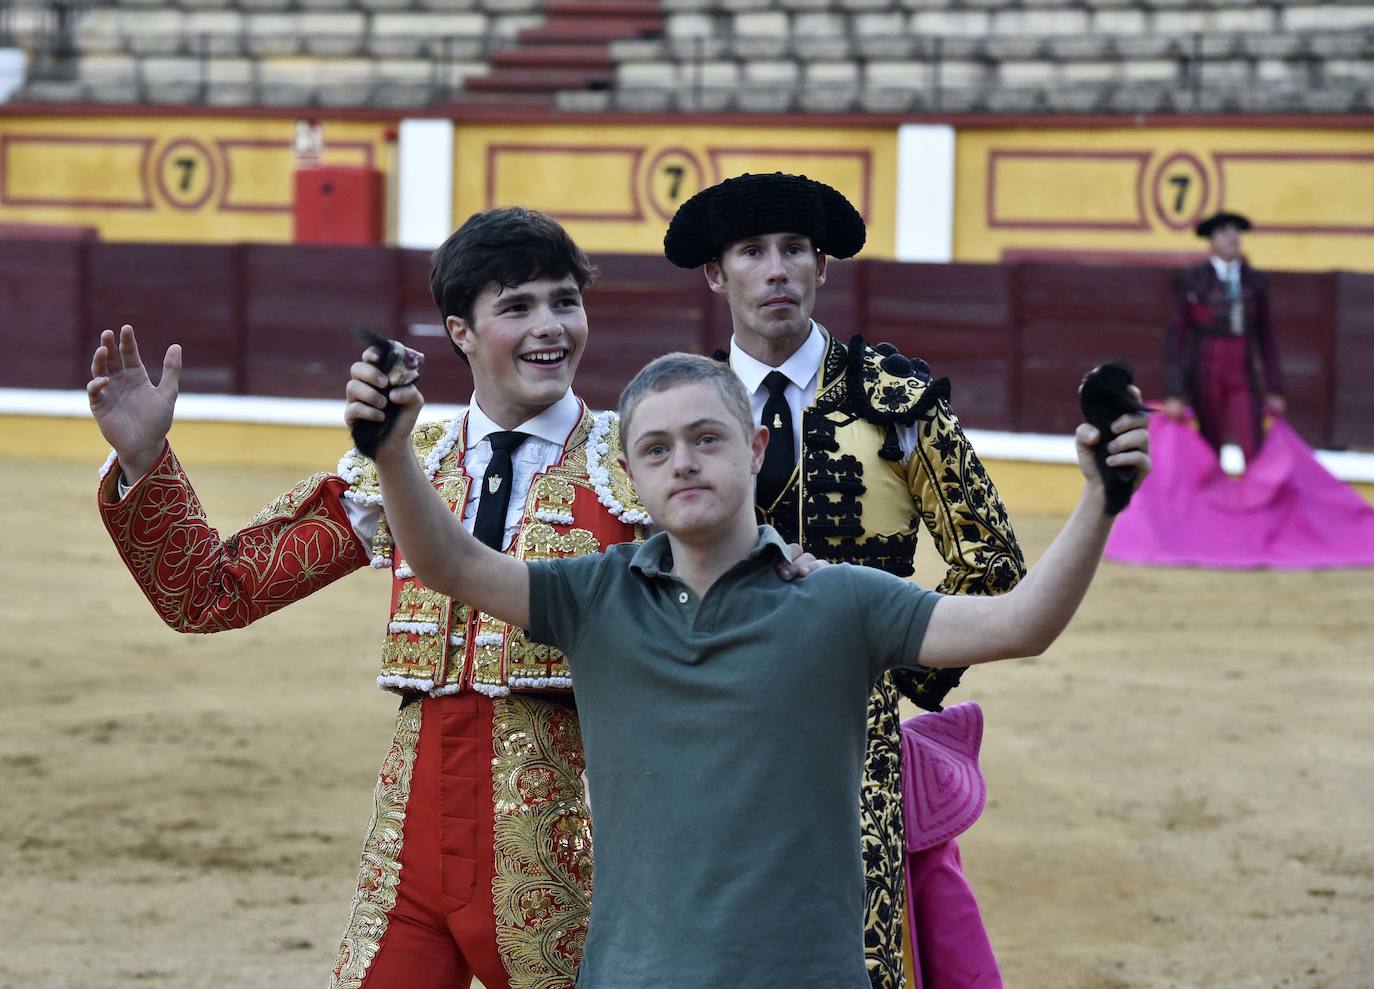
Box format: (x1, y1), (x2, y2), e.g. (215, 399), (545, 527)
(665, 172), (1025, 989)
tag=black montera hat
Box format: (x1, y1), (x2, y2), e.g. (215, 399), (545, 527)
(663, 172), (867, 269)
(1195, 211), (1252, 238)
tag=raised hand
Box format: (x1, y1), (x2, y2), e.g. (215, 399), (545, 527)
(87, 324), (182, 482)
(1075, 382), (1151, 508)
(345, 346), (424, 461)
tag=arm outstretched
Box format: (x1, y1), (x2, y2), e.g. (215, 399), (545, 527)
(917, 408), (1150, 668)
(345, 352), (531, 629)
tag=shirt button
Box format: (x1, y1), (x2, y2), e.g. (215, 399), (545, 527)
(678, 592), (689, 604)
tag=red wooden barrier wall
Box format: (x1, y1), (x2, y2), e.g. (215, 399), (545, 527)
(1, 240), (1369, 449)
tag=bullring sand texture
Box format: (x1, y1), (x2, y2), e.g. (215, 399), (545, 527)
(2, 456), (1371, 989)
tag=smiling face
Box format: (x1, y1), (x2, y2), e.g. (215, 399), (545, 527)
(446, 275), (588, 428)
(622, 380), (767, 543)
(704, 232), (828, 364)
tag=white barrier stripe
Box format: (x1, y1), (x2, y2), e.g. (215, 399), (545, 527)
(1, 387), (465, 426)
(963, 428), (1374, 483)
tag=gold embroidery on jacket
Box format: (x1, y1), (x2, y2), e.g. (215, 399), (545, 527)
(593, 416), (643, 516)
(530, 475), (577, 515)
(506, 636), (564, 676)
(249, 472), (334, 526)
(440, 603), (475, 688)
(492, 695), (593, 989)
(373, 422), (469, 689)
(471, 612), (507, 687)
(370, 514), (393, 567)
(521, 523), (600, 560)
(380, 636), (442, 675)
(329, 700), (422, 988)
(862, 677), (906, 989)
(103, 449), (366, 634)
(394, 585), (445, 624)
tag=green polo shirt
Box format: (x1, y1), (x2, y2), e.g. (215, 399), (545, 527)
(526, 525), (941, 989)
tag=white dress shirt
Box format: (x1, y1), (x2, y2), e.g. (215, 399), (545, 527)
(1210, 254), (1245, 334)
(1210, 254), (1240, 285)
(342, 390), (582, 552)
(730, 322), (826, 463)
(729, 322), (924, 466)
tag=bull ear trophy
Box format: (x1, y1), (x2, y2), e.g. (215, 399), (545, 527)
(1078, 361), (1148, 516)
(351, 329), (424, 460)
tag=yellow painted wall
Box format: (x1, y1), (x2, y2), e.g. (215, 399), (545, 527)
(5, 111), (1371, 276)
(0, 114), (394, 242)
(452, 122), (899, 259)
(954, 127), (1374, 272)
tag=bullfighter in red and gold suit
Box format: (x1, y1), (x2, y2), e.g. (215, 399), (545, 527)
(1164, 211), (1285, 460)
(89, 209), (646, 989)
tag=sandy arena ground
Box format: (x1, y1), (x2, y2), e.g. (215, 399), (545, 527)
(2, 453), (1372, 989)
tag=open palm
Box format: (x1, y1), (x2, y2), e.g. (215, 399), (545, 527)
(88, 324), (182, 480)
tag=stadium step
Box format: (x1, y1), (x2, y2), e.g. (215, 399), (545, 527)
(518, 0), (664, 45)
(489, 44), (613, 70)
(517, 19), (663, 44)
(465, 67), (612, 93)
(465, 0), (660, 101)
(543, 0), (661, 19)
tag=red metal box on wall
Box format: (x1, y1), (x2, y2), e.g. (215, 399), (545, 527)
(293, 166), (382, 245)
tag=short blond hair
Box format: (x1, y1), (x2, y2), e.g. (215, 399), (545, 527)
(618, 352), (755, 445)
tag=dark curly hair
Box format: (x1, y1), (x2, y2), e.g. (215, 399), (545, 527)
(429, 207), (597, 363)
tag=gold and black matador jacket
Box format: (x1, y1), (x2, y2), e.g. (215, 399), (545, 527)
(754, 329), (1026, 989)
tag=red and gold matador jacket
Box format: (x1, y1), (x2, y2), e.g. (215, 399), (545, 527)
(97, 405), (647, 698)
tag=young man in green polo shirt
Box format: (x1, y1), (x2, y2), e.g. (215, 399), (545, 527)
(345, 351), (1150, 989)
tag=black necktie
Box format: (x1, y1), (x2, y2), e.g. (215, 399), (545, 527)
(472, 431), (528, 550)
(756, 371), (796, 509)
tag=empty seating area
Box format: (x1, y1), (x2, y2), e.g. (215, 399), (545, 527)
(3, 0), (1373, 111)
(572, 0), (1374, 113)
(4, 0), (547, 106)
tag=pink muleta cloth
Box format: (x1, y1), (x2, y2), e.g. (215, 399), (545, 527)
(901, 702), (987, 852)
(1106, 412), (1374, 570)
(901, 703), (1003, 989)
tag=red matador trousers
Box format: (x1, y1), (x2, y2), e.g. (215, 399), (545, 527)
(329, 691), (593, 989)
(1197, 336), (1261, 460)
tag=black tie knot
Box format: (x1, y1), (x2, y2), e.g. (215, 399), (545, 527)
(487, 430), (528, 453)
(764, 371), (790, 398)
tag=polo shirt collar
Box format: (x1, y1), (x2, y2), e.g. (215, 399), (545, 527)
(466, 389), (581, 448)
(629, 525), (791, 579)
(729, 321), (827, 395)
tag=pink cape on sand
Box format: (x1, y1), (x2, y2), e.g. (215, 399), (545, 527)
(901, 703), (1002, 989)
(1105, 413), (1374, 570)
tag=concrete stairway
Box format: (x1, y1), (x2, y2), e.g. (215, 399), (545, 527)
(463, 0), (663, 102)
